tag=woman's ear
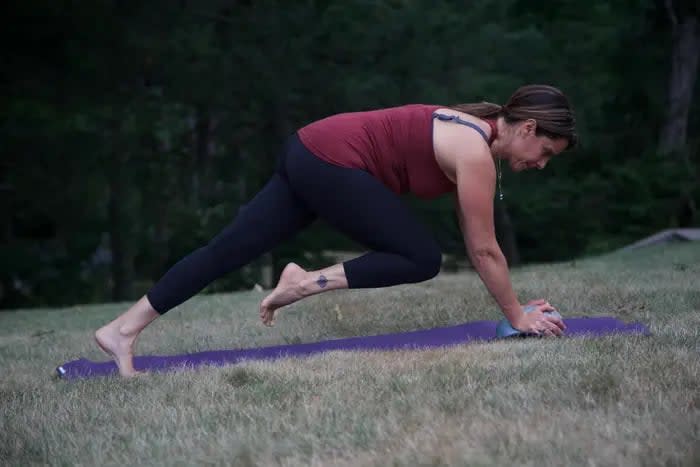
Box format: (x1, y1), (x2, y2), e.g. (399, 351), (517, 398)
(524, 118), (537, 135)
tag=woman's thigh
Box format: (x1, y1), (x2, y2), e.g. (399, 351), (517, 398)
(283, 137), (440, 260)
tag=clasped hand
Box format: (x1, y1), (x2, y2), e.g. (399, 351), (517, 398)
(513, 298), (566, 337)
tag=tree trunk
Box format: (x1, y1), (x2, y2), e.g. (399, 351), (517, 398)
(659, 8), (699, 225)
(658, 14), (699, 156)
(495, 202), (520, 267)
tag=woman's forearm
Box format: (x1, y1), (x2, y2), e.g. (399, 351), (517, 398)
(468, 246), (523, 324)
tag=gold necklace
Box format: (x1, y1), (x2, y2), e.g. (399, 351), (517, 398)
(496, 156), (504, 201)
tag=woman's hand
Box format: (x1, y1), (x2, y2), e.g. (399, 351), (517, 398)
(513, 301), (566, 336)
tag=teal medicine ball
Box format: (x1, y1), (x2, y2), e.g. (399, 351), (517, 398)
(496, 305), (563, 338)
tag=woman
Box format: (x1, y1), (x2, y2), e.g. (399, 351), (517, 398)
(96, 84), (576, 377)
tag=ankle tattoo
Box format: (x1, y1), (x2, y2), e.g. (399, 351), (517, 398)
(317, 274), (328, 288)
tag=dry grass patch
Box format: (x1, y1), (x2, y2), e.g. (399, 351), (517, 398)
(1, 242), (698, 466)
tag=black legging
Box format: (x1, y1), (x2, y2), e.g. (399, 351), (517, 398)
(147, 133), (442, 314)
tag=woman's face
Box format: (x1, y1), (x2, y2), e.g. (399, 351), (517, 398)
(504, 119), (569, 172)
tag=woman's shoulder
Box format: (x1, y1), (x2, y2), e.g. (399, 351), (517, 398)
(432, 108), (493, 141)
(432, 107), (489, 124)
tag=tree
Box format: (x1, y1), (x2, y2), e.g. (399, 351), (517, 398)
(659, 0), (699, 225)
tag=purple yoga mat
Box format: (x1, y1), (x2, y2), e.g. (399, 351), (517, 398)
(56, 317), (650, 380)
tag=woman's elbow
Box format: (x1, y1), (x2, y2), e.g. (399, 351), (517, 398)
(467, 245), (500, 267)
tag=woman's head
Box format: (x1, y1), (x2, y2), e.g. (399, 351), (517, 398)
(451, 84), (577, 172)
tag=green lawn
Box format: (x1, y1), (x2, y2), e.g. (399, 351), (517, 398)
(1, 243), (698, 466)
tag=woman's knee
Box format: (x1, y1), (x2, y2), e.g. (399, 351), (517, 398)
(410, 243), (442, 282)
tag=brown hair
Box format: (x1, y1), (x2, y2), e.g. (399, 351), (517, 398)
(449, 84), (577, 149)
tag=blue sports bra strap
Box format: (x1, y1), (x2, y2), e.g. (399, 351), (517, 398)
(432, 112), (489, 143)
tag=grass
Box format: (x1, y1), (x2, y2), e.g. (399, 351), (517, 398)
(1, 242), (698, 466)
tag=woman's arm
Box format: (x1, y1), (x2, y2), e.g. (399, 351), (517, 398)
(452, 146), (524, 326)
(438, 124), (564, 335)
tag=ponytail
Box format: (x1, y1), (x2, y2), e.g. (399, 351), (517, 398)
(448, 85), (577, 149)
(448, 102), (502, 119)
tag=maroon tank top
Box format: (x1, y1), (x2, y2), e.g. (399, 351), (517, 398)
(297, 104), (455, 199)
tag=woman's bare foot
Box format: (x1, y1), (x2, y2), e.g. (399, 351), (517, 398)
(93, 295), (159, 377)
(94, 325), (144, 377)
(260, 262), (308, 326)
